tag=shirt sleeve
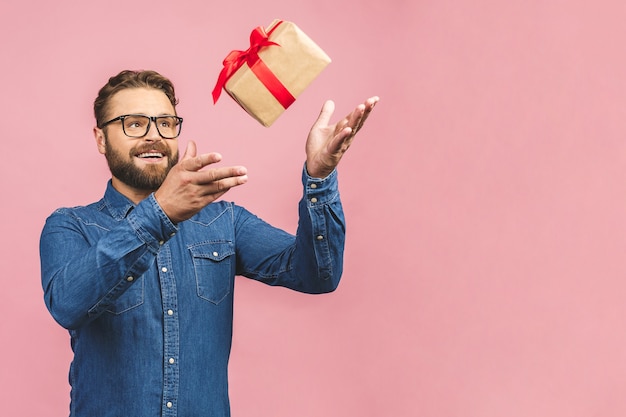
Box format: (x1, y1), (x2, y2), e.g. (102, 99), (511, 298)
(40, 194), (178, 330)
(234, 166), (346, 294)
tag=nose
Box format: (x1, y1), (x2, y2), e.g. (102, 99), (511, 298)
(143, 119), (162, 141)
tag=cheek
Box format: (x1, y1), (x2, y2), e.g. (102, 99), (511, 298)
(170, 143), (179, 159)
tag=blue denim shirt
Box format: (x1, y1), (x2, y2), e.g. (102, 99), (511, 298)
(40, 167), (345, 417)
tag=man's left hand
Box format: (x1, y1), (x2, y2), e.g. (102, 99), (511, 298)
(305, 96), (379, 179)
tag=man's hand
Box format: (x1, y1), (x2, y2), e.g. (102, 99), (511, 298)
(305, 96), (379, 179)
(154, 140), (248, 223)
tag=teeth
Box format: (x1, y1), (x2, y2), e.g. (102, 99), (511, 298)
(138, 152), (164, 158)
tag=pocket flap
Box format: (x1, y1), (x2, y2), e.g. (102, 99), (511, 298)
(188, 241), (234, 262)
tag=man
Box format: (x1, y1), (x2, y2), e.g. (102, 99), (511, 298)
(40, 69), (378, 416)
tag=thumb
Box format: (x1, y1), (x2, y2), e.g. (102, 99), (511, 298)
(179, 141), (223, 172)
(312, 100), (335, 129)
(179, 140), (205, 172)
(181, 140), (197, 160)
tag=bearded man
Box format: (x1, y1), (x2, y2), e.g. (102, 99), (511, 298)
(40, 69), (378, 417)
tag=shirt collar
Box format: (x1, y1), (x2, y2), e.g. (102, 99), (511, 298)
(103, 180), (136, 220)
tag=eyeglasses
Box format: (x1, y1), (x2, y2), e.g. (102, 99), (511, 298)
(99, 114), (183, 139)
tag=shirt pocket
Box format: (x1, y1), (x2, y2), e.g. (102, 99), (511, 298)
(189, 241), (234, 305)
(105, 276), (145, 315)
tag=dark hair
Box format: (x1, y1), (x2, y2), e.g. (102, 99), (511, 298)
(94, 70), (179, 128)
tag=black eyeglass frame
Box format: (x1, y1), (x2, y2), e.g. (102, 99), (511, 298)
(99, 114), (184, 139)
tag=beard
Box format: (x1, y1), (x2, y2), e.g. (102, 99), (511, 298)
(104, 138), (179, 192)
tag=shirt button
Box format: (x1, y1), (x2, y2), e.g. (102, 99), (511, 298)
(159, 240), (164, 245)
(161, 267), (168, 273)
(167, 309), (174, 316)
(310, 183), (318, 189)
(311, 197), (318, 203)
(212, 251), (219, 257)
(166, 401), (173, 408)
(170, 232), (176, 237)
(126, 276), (134, 282)
(169, 358), (175, 364)
(316, 235), (324, 240)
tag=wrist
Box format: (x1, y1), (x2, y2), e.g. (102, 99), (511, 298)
(305, 161), (334, 179)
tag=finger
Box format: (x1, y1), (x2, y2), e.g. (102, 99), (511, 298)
(196, 174), (249, 199)
(208, 175), (249, 194)
(312, 100), (336, 129)
(349, 96), (380, 135)
(194, 165), (248, 185)
(349, 104), (366, 134)
(364, 96), (380, 109)
(332, 105), (362, 139)
(177, 141), (200, 171)
(181, 152), (223, 172)
(326, 126), (355, 155)
(360, 96), (379, 124)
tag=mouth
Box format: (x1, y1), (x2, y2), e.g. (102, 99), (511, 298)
(137, 151), (165, 158)
(135, 151), (167, 163)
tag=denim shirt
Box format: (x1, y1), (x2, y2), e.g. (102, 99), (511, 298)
(40, 167), (345, 417)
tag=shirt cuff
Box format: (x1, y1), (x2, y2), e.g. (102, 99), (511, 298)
(302, 164), (339, 207)
(126, 194), (179, 251)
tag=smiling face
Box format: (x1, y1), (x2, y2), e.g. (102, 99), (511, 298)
(93, 87), (180, 201)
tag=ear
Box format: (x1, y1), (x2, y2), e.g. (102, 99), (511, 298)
(94, 126), (106, 154)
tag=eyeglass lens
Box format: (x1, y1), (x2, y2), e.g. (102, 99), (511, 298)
(122, 115), (181, 139)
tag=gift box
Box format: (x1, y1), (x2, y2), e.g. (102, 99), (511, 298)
(212, 20), (331, 127)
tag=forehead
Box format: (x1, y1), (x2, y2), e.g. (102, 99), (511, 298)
(108, 87), (175, 116)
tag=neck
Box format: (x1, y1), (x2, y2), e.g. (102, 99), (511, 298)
(111, 177), (154, 205)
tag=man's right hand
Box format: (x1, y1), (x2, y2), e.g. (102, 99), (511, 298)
(154, 140), (248, 223)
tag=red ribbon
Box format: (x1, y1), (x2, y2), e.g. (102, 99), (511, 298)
(212, 21), (296, 109)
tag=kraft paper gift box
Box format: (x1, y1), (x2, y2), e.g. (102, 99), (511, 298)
(212, 20), (331, 127)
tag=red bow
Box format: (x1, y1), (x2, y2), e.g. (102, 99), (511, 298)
(212, 22), (296, 109)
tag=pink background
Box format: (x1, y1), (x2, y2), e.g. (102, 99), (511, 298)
(3, 0), (626, 416)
